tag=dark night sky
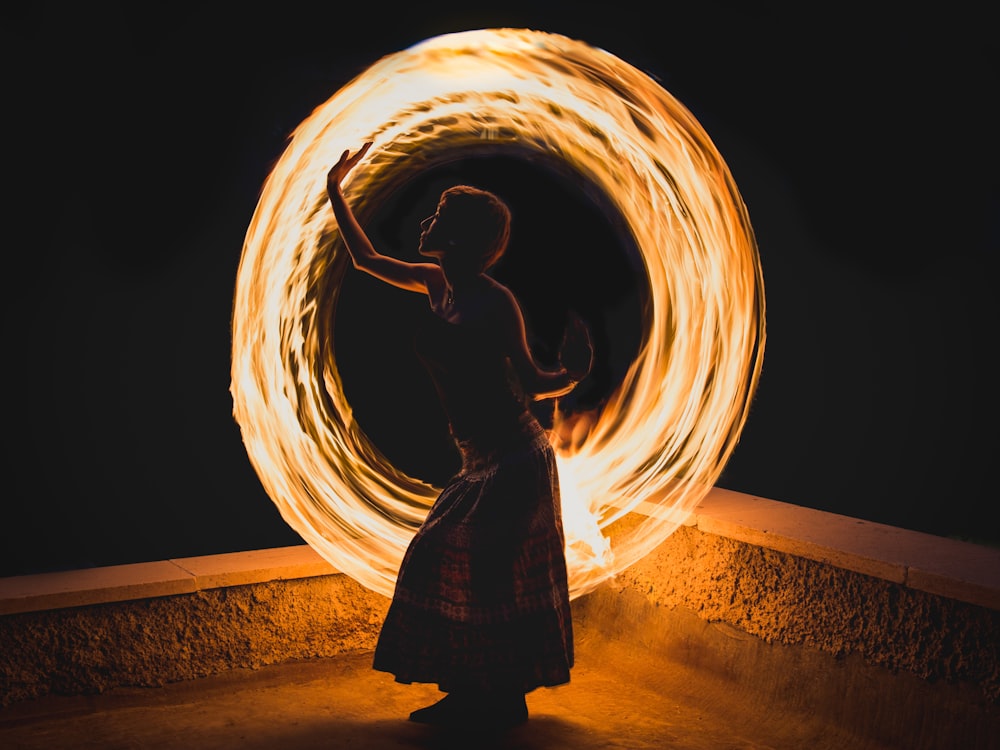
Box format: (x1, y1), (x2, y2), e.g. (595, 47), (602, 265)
(3, 3), (996, 576)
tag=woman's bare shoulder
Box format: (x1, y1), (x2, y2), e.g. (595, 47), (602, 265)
(481, 277), (528, 329)
(482, 276), (516, 302)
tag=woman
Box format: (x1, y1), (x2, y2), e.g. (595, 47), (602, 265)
(326, 143), (593, 730)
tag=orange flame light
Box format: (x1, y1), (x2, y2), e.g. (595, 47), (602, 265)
(231, 29), (765, 600)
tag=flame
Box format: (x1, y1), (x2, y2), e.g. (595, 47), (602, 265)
(231, 29), (765, 600)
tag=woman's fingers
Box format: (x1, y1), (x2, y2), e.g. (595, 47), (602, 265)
(331, 143), (373, 181)
(349, 142), (373, 167)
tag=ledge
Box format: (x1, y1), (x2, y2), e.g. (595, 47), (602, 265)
(1, 487), (998, 616)
(691, 488), (1000, 610)
(0, 546), (338, 616)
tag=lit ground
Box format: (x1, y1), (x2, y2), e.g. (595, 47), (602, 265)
(0, 619), (895, 750)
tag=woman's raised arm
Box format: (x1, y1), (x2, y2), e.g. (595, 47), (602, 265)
(326, 143), (439, 294)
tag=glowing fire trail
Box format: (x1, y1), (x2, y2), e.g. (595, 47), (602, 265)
(231, 29), (765, 600)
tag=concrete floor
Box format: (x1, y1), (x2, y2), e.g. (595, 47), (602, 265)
(0, 622), (897, 750)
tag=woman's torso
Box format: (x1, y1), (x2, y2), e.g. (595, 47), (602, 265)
(414, 291), (536, 459)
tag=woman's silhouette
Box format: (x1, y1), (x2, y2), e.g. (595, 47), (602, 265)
(326, 143), (593, 730)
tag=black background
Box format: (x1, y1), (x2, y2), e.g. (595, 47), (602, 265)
(4, 2), (996, 576)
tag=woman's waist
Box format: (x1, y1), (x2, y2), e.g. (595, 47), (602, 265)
(452, 413), (549, 473)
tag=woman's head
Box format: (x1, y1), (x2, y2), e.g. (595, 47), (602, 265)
(419, 185), (511, 275)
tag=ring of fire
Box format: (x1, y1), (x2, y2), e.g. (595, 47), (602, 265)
(231, 29), (765, 600)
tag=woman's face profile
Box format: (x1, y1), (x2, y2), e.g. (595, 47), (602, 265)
(418, 202), (450, 258)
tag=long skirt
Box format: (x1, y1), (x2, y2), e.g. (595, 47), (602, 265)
(372, 418), (574, 694)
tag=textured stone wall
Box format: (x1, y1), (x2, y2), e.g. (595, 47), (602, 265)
(0, 573), (389, 707)
(572, 524), (1000, 750)
(608, 525), (1000, 703)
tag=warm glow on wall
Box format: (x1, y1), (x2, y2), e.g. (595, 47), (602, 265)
(230, 29), (765, 600)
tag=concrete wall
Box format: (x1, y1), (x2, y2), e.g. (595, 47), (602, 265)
(2, 488), (998, 747)
(576, 525), (1000, 749)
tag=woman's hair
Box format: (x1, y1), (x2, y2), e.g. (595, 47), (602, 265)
(436, 185), (511, 274)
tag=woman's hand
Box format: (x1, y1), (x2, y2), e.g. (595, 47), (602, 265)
(327, 142), (373, 194)
(559, 311), (594, 382)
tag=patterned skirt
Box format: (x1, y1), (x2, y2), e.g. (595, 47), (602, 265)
(372, 417), (574, 694)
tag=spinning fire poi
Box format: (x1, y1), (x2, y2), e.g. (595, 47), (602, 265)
(230, 28), (766, 600)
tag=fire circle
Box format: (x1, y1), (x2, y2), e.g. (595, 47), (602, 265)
(231, 29), (765, 599)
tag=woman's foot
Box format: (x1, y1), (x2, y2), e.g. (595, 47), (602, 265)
(409, 691), (528, 730)
(408, 693), (468, 725)
(488, 692), (528, 730)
